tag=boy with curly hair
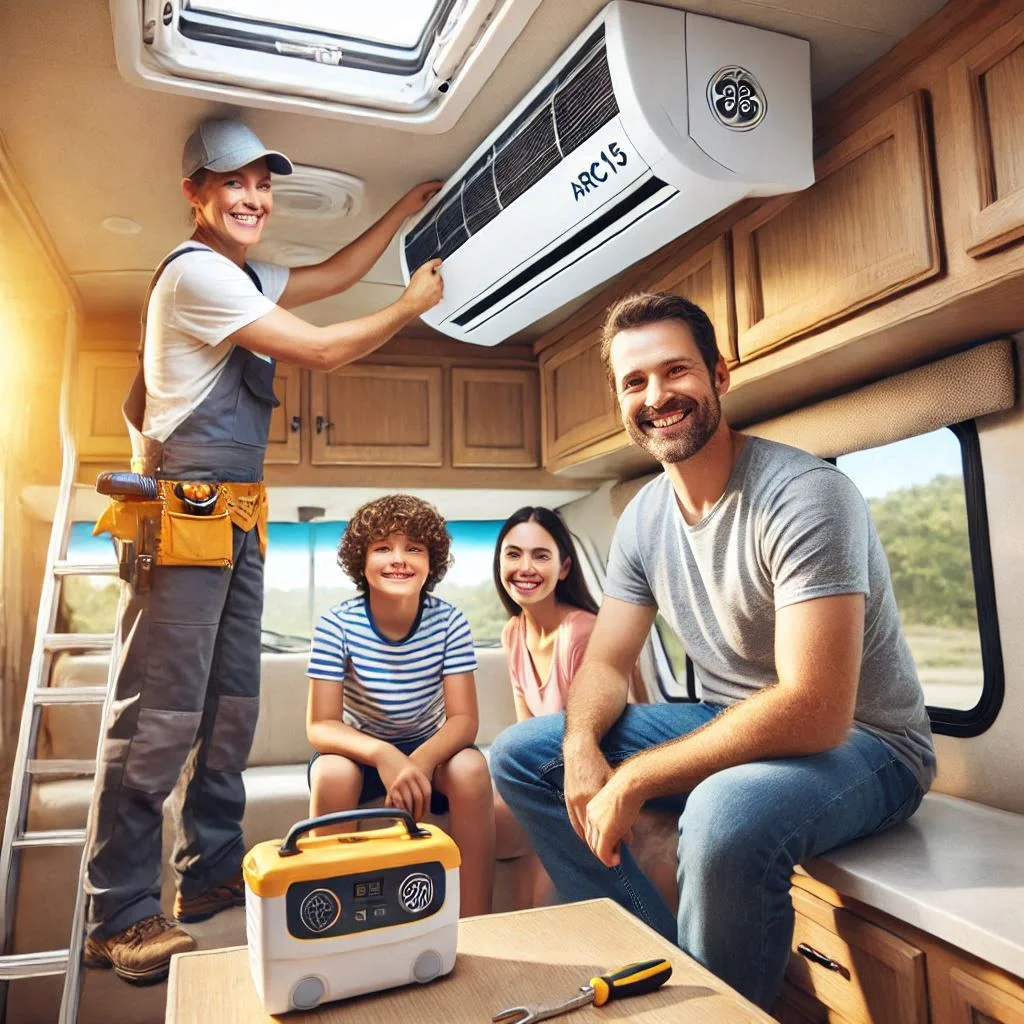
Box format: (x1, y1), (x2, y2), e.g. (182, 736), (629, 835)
(306, 494), (495, 916)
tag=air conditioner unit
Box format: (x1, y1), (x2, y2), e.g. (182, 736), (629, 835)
(399, 0), (813, 345)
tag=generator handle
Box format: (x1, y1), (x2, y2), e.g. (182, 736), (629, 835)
(278, 808), (431, 855)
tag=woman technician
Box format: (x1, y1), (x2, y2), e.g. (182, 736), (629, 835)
(83, 119), (443, 984)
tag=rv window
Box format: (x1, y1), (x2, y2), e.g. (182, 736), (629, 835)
(192, 0), (445, 50)
(63, 519), (508, 650)
(837, 423), (1003, 736)
(653, 614), (693, 702)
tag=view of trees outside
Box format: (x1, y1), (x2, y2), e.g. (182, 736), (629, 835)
(62, 429), (984, 712)
(840, 429), (981, 710)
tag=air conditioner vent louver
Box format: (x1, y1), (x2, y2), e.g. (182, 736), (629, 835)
(400, 2), (814, 345)
(553, 40), (617, 152)
(403, 27), (617, 275)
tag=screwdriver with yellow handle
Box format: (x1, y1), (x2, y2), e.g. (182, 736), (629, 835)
(492, 958), (673, 1024)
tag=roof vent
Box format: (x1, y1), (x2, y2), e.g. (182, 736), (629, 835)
(255, 239), (336, 267)
(273, 165), (365, 220)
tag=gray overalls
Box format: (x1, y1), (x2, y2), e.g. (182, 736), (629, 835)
(85, 251), (277, 938)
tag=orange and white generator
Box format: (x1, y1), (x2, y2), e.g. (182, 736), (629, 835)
(242, 808), (461, 1014)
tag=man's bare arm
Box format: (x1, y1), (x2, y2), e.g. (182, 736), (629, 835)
(565, 597), (655, 748)
(562, 597), (656, 839)
(230, 259), (442, 372)
(583, 593), (865, 866)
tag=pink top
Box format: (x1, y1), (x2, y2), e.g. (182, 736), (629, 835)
(500, 608), (597, 717)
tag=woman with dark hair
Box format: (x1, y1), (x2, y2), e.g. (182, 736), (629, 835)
(492, 506), (600, 907)
(493, 507), (600, 719)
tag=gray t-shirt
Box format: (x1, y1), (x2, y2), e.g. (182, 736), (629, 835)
(606, 436), (935, 790)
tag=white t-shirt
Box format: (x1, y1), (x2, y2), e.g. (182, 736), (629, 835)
(142, 242), (290, 442)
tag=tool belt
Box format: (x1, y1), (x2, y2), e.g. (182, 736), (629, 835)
(93, 475), (268, 589)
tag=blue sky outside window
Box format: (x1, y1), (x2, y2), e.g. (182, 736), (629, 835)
(67, 519), (506, 647)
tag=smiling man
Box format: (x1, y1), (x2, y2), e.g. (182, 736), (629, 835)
(83, 119), (444, 984)
(490, 292), (935, 1012)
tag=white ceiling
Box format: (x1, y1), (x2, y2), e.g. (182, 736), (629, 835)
(0, 0), (949, 340)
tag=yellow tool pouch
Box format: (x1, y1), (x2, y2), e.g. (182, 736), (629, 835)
(93, 482), (268, 569)
(158, 503), (234, 568)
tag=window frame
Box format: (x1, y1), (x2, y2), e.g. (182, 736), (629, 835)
(925, 420), (1004, 736)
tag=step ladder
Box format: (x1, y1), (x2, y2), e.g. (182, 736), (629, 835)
(0, 315), (128, 1024)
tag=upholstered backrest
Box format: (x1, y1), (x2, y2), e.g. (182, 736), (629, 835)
(43, 645), (518, 765)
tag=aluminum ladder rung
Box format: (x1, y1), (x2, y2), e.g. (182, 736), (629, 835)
(53, 561), (118, 577)
(42, 633), (113, 653)
(13, 829), (87, 850)
(33, 688), (107, 706)
(27, 759), (96, 777)
(0, 949), (70, 981)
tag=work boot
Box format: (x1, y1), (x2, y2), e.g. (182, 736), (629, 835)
(83, 913), (196, 985)
(173, 873), (246, 923)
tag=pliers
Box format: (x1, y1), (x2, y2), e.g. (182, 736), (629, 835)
(492, 958), (673, 1024)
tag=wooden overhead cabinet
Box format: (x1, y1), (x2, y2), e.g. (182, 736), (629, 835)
(733, 92), (940, 361)
(949, 11), (1024, 258)
(309, 364), (444, 467)
(540, 313), (622, 470)
(263, 361), (302, 465)
(648, 235), (737, 366)
(75, 351), (137, 460)
(451, 366), (539, 468)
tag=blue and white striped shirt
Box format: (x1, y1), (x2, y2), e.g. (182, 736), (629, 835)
(307, 594), (478, 742)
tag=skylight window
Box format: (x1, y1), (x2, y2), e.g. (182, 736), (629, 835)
(112, 0), (542, 132)
(192, 0), (443, 50)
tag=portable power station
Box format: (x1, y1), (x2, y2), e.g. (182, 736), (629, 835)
(243, 808), (461, 1014)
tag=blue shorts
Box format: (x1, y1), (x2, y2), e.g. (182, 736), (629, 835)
(306, 736), (480, 817)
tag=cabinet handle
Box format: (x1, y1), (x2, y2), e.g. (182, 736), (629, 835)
(315, 415), (333, 435)
(797, 943), (850, 979)
(290, 415), (301, 433)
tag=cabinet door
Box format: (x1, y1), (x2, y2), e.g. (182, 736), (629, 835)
(540, 314), (621, 467)
(786, 887), (927, 1024)
(948, 968), (1024, 1024)
(649, 236), (737, 366)
(949, 12), (1024, 257)
(309, 365), (443, 466)
(451, 367), (539, 468)
(75, 351), (137, 459)
(733, 92), (939, 361)
(264, 362), (302, 465)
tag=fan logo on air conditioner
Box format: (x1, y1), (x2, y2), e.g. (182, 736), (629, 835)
(399, 873), (434, 914)
(706, 66), (766, 131)
(299, 888), (341, 933)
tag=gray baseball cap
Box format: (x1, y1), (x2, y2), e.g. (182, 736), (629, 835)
(182, 120), (294, 179)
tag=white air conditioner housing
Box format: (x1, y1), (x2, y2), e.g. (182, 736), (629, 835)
(399, 1), (813, 345)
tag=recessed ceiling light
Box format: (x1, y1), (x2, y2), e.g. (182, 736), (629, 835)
(102, 215), (143, 235)
(273, 165), (365, 220)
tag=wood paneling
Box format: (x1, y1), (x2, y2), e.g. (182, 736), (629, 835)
(787, 886), (927, 1024)
(451, 367), (539, 468)
(649, 236), (737, 365)
(540, 313), (622, 468)
(263, 362), (302, 465)
(733, 92), (939, 360)
(75, 351), (136, 459)
(949, 11), (1024, 257)
(309, 365), (443, 466)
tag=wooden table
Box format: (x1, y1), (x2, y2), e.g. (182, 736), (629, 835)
(166, 898), (776, 1023)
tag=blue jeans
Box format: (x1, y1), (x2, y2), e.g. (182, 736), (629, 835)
(489, 703), (923, 1011)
